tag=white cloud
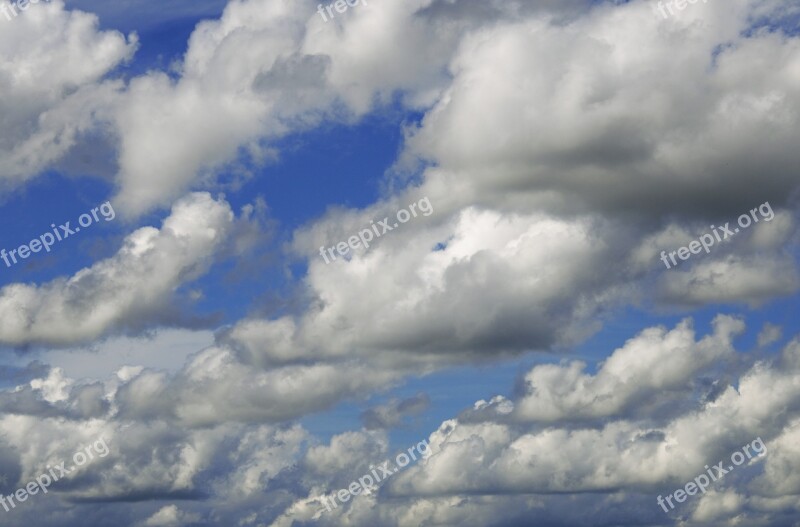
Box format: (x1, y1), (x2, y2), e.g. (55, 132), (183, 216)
(0, 193), (232, 347)
(286, 205), (624, 364)
(512, 315), (744, 422)
(142, 505), (200, 527)
(0, 0), (135, 185)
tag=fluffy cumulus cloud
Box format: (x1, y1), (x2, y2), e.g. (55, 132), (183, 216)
(117, 350), (402, 427)
(0, 0), (800, 526)
(280, 0), (800, 371)
(0, 0), (136, 185)
(0, 0), (674, 217)
(106, 0), (470, 216)
(231, 319), (800, 527)
(5, 318), (800, 526)
(0, 193), (232, 347)
(405, 0), (800, 217)
(287, 202), (625, 363)
(511, 315), (744, 422)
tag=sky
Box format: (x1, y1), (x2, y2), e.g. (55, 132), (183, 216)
(0, 0), (799, 525)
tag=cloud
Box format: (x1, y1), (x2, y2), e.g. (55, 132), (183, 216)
(3, 317), (800, 527)
(111, 349), (404, 427)
(757, 323), (783, 348)
(657, 255), (800, 307)
(360, 393), (431, 430)
(34, 328), (215, 380)
(107, 0), (336, 216)
(0, 193), (233, 348)
(0, 0), (622, 217)
(301, 323), (800, 527)
(512, 315), (744, 422)
(0, 1), (800, 525)
(287, 204), (627, 364)
(0, 0), (135, 186)
(404, 0), (800, 221)
(142, 505), (200, 527)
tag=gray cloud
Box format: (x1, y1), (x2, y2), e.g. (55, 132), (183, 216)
(360, 393), (431, 430)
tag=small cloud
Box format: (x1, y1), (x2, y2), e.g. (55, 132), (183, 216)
(758, 322), (783, 348)
(143, 505), (200, 527)
(360, 393), (431, 430)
